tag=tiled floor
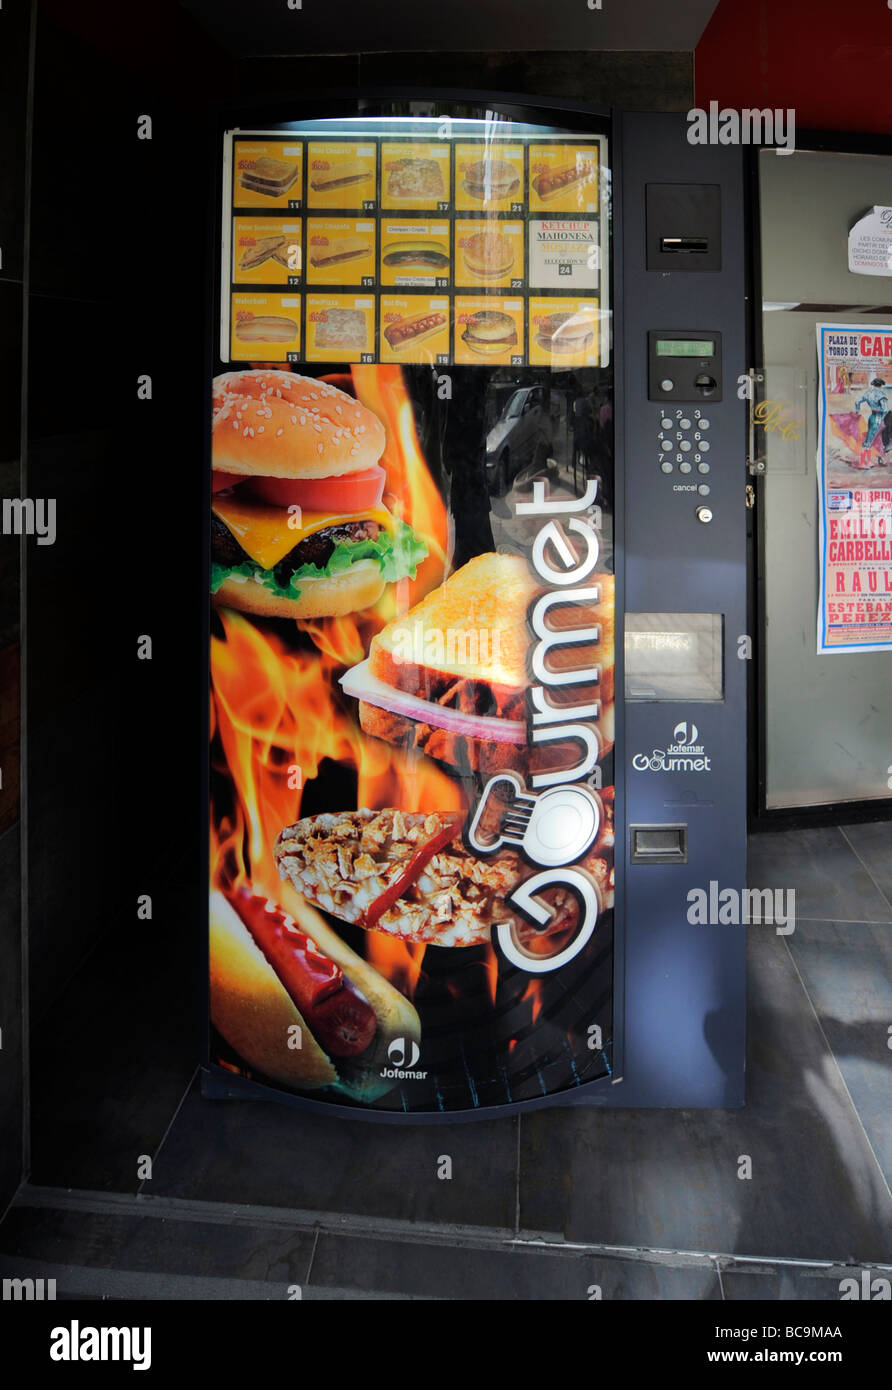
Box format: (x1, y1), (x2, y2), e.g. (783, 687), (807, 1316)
(3, 822), (891, 1299)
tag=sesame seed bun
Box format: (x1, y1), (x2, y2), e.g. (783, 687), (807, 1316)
(213, 560), (386, 620)
(213, 370), (386, 480)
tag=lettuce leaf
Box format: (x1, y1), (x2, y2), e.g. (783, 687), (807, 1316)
(211, 519), (428, 600)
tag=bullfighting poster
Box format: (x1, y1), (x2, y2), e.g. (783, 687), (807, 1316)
(816, 324), (892, 654)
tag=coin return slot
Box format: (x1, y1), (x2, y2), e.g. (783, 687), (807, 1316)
(630, 824), (688, 864)
(660, 236), (708, 256)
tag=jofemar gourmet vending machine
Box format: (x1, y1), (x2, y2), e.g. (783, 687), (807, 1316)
(203, 97), (747, 1117)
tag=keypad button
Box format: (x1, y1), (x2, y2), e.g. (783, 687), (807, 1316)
(679, 418), (691, 429)
(700, 439), (710, 452)
(679, 461), (692, 474)
(661, 418), (672, 429)
(698, 484), (710, 496)
(660, 439), (672, 452)
(698, 418), (710, 429)
(697, 461), (710, 474)
(680, 439), (691, 451)
(660, 461), (673, 473)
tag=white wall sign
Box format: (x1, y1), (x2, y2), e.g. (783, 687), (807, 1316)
(848, 206), (892, 276)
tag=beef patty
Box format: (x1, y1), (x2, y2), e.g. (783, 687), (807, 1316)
(212, 514), (383, 586)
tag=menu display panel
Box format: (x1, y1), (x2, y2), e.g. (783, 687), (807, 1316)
(220, 122), (609, 369)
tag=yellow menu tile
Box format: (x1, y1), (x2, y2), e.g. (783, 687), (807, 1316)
(379, 295), (450, 364)
(231, 292), (301, 362)
(307, 143), (377, 210)
(233, 141), (303, 210)
(381, 142), (451, 211)
(454, 296), (524, 366)
(232, 219), (302, 285)
(379, 220), (450, 287)
(454, 144), (524, 212)
(454, 219), (524, 289)
(528, 144), (599, 215)
(528, 297), (599, 367)
(305, 293), (375, 363)
(305, 218), (376, 286)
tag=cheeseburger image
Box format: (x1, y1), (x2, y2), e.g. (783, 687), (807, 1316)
(461, 309), (518, 356)
(462, 229), (515, 282)
(462, 158), (520, 202)
(535, 310), (597, 356)
(211, 370), (427, 619)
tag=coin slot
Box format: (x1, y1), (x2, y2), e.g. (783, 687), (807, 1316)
(660, 236), (708, 255)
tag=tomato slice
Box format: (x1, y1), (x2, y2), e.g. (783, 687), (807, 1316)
(212, 470), (246, 493)
(250, 466), (386, 513)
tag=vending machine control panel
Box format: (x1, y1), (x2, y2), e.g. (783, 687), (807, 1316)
(612, 112), (747, 1107)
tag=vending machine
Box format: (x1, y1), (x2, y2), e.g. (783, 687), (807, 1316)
(204, 97), (747, 1117)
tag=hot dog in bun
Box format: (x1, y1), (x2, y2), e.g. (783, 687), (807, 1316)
(383, 310), (448, 352)
(532, 160), (596, 204)
(210, 881), (421, 1099)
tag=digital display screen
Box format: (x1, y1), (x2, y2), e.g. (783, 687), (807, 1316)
(656, 339), (714, 357)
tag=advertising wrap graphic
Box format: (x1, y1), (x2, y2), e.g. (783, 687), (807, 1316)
(209, 118), (614, 1112)
(816, 324), (892, 654)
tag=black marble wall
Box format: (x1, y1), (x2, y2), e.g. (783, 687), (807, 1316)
(0, 0), (32, 1214)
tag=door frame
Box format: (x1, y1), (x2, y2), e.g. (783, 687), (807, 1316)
(746, 131), (892, 829)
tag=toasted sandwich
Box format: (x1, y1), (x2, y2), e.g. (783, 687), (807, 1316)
(339, 552), (615, 775)
(239, 157), (300, 199)
(309, 235), (370, 269)
(238, 234), (290, 272)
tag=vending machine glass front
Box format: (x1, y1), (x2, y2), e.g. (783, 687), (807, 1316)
(207, 102), (616, 1115)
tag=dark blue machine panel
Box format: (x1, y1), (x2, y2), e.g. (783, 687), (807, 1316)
(604, 112), (747, 1107)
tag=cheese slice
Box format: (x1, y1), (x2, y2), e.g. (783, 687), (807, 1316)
(212, 495), (395, 573)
